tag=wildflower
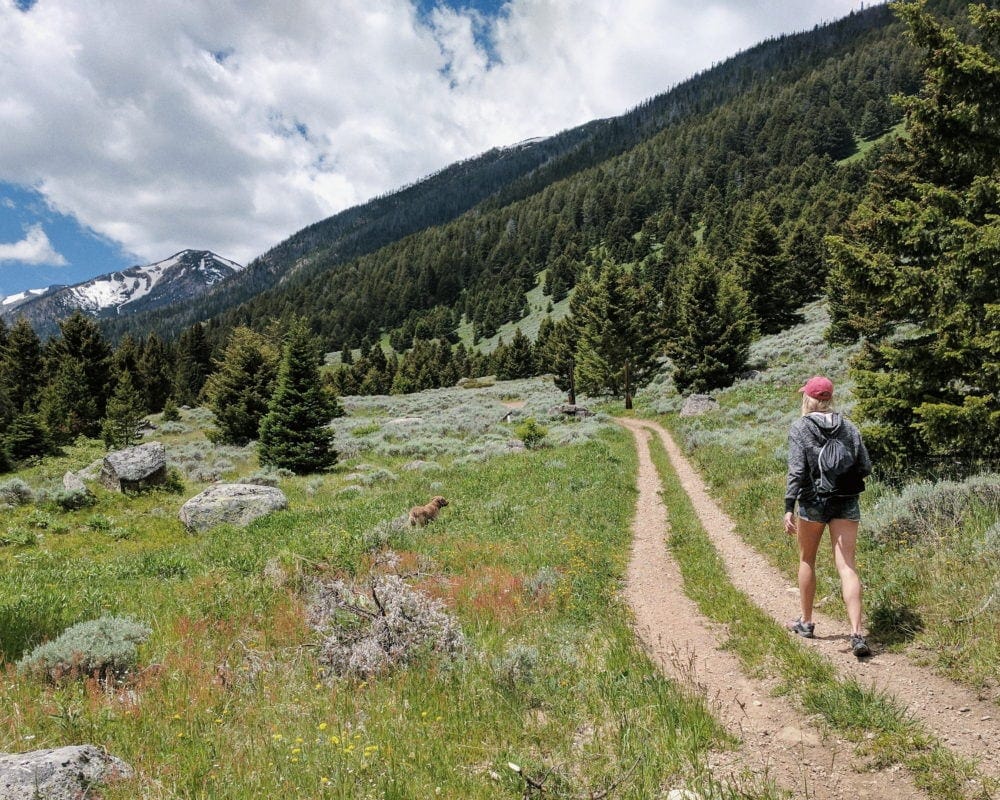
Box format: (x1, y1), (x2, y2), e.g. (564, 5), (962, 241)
(295, 737), (304, 744)
(272, 733), (283, 741)
(318, 722), (328, 731)
(291, 748), (301, 755)
(321, 777), (330, 785)
(328, 735), (340, 745)
(172, 713), (182, 720)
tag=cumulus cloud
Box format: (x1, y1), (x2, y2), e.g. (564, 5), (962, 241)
(0, 0), (865, 265)
(0, 224), (68, 266)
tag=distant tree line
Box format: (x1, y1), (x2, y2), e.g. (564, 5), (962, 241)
(0, 312), (341, 475)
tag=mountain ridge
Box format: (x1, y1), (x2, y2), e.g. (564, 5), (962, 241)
(1, 250), (243, 337)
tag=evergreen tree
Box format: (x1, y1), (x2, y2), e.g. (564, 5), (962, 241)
(39, 358), (98, 445)
(538, 317), (578, 405)
(392, 338), (438, 394)
(3, 412), (51, 463)
(258, 320), (339, 473)
(494, 328), (535, 380)
(825, 1), (1000, 471)
(174, 323), (213, 406)
(670, 250), (754, 395)
(1, 318), (44, 412)
(574, 256), (661, 409)
(138, 333), (174, 413)
(46, 311), (113, 421)
(112, 333), (141, 381)
(102, 371), (146, 450)
(203, 327), (280, 445)
(734, 204), (800, 335)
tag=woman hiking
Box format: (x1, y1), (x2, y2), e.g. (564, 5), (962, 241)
(783, 375), (873, 658)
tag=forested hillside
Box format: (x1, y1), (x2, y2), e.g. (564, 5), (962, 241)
(107, 2), (923, 351)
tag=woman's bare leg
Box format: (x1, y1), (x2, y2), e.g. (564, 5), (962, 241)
(829, 518), (863, 634)
(796, 518), (825, 623)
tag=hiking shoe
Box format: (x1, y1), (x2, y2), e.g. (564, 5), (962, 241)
(850, 634), (871, 658)
(787, 618), (815, 638)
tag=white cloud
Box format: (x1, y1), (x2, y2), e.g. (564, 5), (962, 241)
(0, 0), (867, 266)
(0, 224), (68, 266)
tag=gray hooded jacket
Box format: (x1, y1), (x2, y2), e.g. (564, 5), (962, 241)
(785, 412), (872, 512)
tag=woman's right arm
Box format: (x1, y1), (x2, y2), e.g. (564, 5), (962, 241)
(785, 425), (806, 514)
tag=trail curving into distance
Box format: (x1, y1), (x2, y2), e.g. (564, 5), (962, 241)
(618, 419), (925, 799)
(622, 417), (999, 790)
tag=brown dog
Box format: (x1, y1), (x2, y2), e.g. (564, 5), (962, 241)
(409, 496), (448, 527)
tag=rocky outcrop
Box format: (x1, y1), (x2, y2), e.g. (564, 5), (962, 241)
(62, 472), (87, 493)
(0, 746), (133, 800)
(679, 394), (719, 417)
(179, 483), (288, 532)
(99, 442), (167, 493)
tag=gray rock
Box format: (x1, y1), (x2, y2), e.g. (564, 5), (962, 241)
(551, 404), (593, 418)
(0, 746), (133, 800)
(99, 442), (167, 493)
(77, 458), (104, 482)
(62, 472), (87, 493)
(179, 483), (288, 532)
(680, 394), (719, 417)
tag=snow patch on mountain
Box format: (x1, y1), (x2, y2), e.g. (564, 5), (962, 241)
(2, 287), (49, 306)
(63, 251), (243, 313)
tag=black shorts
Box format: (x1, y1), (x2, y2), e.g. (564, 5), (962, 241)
(798, 496), (861, 523)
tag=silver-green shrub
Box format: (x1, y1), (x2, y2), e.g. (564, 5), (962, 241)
(17, 616), (152, 682)
(492, 643), (539, 691)
(524, 566), (560, 597)
(309, 574), (465, 679)
(867, 474), (1000, 545)
(0, 478), (33, 506)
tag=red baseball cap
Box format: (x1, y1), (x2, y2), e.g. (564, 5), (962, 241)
(798, 375), (833, 401)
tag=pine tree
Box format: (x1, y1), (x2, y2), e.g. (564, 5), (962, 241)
(102, 371), (146, 450)
(670, 250), (754, 395)
(46, 311), (113, 421)
(538, 317), (578, 405)
(734, 204), (800, 335)
(824, 1), (1000, 471)
(203, 327), (280, 445)
(174, 323), (213, 406)
(494, 328), (535, 380)
(138, 333), (174, 413)
(258, 320), (339, 473)
(40, 359), (98, 445)
(574, 256), (661, 410)
(3, 412), (51, 463)
(0, 318), (44, 412)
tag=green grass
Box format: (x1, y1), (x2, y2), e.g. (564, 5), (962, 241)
(456, 270), (574, 354)
(0, 401), (771, 799)
(644, 433), (989, 799)
(837, 122), (907, 166)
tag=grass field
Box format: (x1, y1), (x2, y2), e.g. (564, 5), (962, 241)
(0, 379), (773, 800)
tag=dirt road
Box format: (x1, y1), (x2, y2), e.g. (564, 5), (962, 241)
(619, 420), (925, 799)
(619, 417), (998, 796)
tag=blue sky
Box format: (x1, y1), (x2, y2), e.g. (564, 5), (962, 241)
(0, 0), (867, 297)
